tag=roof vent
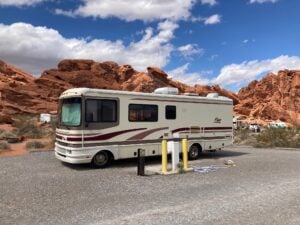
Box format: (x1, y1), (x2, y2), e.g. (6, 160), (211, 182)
(154, 87), (179, 95)
(206, 93), (219, 98)
(183, 92), (198, 96)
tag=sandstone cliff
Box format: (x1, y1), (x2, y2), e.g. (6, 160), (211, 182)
(0, 59), (299, 125)
(234, 70), (300, 125)
(0, 59), (237, 122)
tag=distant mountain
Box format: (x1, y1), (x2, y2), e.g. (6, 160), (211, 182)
(0, 59), (299, 125)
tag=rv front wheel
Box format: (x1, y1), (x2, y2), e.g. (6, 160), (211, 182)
(188, 145), (200, 160)
(92, 151), (110, 168)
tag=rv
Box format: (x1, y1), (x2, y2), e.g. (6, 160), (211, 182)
(55, 88), (233, 168)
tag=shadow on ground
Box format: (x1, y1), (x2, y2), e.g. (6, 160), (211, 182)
(62, 149), (248, 171)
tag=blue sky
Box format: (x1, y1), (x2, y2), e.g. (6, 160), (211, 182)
(0, 0), (300, 92)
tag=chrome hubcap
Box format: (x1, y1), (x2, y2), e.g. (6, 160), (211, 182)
(190, 146), (198, 157)
(95, 153), (107, 164)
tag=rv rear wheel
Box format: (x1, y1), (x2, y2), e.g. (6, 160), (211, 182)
(188, 145), (200, 160)
(92, 151), (110, 168)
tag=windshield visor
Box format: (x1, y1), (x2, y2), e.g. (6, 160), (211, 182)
(60, 97), (82, 127)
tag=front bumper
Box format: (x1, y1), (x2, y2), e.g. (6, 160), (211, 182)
(55, 144), (92, 164)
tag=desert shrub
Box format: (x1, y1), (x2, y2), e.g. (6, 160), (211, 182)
(11, 114), (49, 138)
(255, 127), (300, 148)
(234, 128), (256, 145)
(26, 141), (46, 150)
(0, 141), (10, 151)
(48, 119), (57, 139)
(0, 131), (17, 139)
(0, 129), (8, 139)
(17, 124), (48, 138)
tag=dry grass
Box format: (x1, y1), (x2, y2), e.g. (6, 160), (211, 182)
(11, 114), (55, 140)
(255, 127), (300, 148)
(234, 128), (257, 146)
(0, 141), (10, 151)
(26, 141), (46, 151)
(234, 126), (300, 149)
(12, 114), (45, 138)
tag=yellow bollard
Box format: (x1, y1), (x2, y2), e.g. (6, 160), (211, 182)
(161, 139), (168, 173)
(182, 138), (188, 170)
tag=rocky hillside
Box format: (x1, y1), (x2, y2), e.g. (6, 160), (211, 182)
(0, 60), (57, 123)
(0, 59), (237, 122)
(0, 59), (299, 125)
(235, 70), (300, 125)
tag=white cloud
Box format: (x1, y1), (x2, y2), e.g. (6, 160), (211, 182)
(168, 63), (211, 85)
(242, 39), (255, 44)
(249, 0), (278, 4)
(0, 0), (44, 6)
(200, 0), (217, 6)
(0, 21), (178, 75)
(209, 54), (218, 61)
(203, 14), (221, 25)
(55, 0), (197, 22)
(212, 55), (300, 86)
(178, 44), (203, 58)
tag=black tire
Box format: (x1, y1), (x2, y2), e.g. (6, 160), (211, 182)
(92, 151), (110, 168)
(188, 145), (200, 160)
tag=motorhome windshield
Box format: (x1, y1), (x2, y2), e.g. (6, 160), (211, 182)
(60, 97), (81, 127)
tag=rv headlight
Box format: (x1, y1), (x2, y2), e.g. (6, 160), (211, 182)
(66, 150), (72, 154)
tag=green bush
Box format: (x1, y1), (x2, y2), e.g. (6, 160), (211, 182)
(255, 127), (300, 148)
(26, 141), (46, 150)
(0, 141), (10, 151)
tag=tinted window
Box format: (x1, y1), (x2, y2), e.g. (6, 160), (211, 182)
(166, 105), (176, 120)
(129, 104), (158, 122)
(86, 99), (117, 122)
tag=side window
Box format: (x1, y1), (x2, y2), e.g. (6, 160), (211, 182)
(86, 100), (99, 122)
(166, 105), (176, 120)
(102, 100), (117, 122)
(86, 99), (117, 123)
(129, 104), (158, 122)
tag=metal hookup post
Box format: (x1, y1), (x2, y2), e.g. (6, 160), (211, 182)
(137, 148), (145, 176)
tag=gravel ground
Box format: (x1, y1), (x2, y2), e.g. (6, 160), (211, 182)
(0, 146), (299, 225)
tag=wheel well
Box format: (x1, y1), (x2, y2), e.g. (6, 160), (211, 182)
(190, 143), (202, 152)
(94, 150), (115, 161)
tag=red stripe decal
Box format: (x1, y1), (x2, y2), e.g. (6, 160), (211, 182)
(204, 127), (232, 130)
(172, 127), (190, 133)
(172, 127), (232, 134)
(58, 128), (146, 142)
(127, 127), (168, 140)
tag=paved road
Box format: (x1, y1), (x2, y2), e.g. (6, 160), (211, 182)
(0, 147), (299, 225)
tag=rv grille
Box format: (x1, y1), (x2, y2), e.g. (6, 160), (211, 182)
(57, 141), (69, 147)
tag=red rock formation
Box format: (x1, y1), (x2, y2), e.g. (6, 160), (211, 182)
(0, 59), (239, 122)
(234, 70), (300, 125)
(4, 59), (299, 126)
(0, 60), (57, 122)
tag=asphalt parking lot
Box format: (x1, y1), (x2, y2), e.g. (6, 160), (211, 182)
(0, 146), (299, 225)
